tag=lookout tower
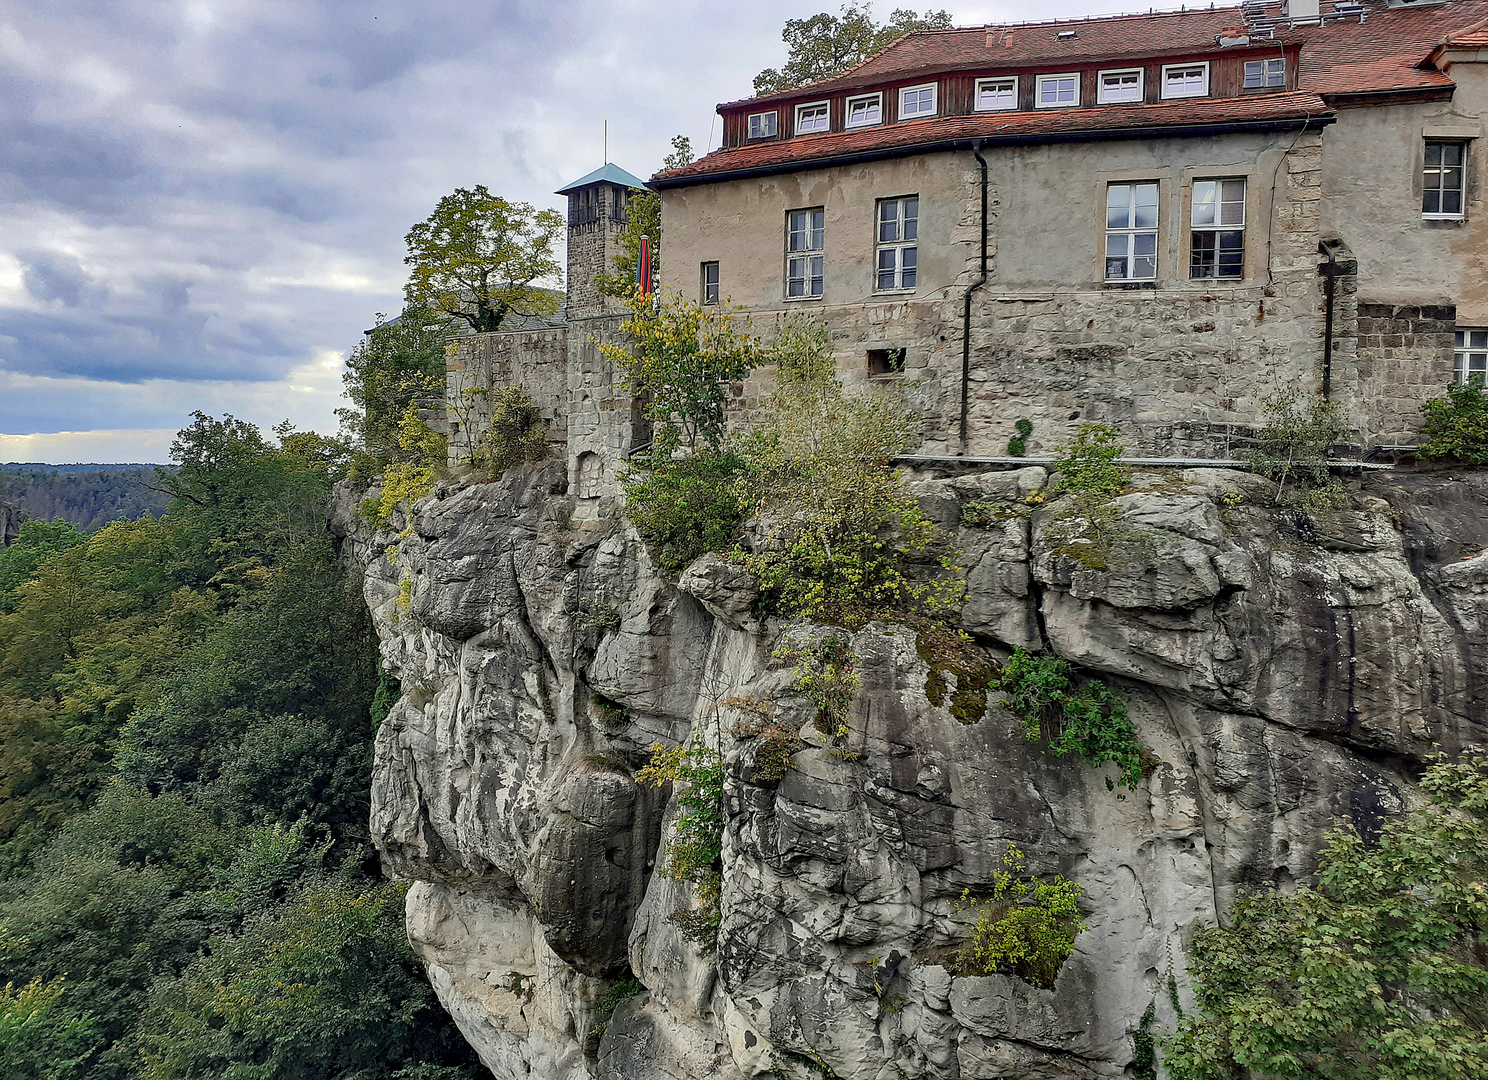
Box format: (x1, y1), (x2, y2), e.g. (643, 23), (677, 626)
(556, 163), (649, 321)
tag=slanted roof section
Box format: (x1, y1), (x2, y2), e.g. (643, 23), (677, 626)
(555, 163), (651, 195)
(653, 92), (1332, 188)
(659, 0), (1488, 189)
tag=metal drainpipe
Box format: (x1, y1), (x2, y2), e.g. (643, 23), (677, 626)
(1318, 240), (1336, 399)
(960, 141), (989, 456)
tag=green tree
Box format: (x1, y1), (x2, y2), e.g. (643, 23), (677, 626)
(753, 4), (953, 95)
(0, 519), (86, 614)
(338, 309), (451, 465)
(1166, 751), (1488, 1080)
(0, 976), (97, 1080)
(133, 882), (479, 1080)
(404, 186), (564, 333)
(599, 290), (759, 455)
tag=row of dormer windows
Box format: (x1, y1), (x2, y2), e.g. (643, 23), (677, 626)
(742, 57), (1288, 140)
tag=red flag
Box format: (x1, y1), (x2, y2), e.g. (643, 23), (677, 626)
(637, 234), (652, 296)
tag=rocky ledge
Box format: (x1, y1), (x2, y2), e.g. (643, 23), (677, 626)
(331, 463), (1488, 1080)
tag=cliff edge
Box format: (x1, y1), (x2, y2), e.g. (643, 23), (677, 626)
(332, 462), (1488, 1080)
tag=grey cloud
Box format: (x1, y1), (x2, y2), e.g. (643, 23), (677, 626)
(22, 252), (107, 308)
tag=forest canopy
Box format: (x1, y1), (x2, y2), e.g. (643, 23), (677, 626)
(0, 414), (484, 1080)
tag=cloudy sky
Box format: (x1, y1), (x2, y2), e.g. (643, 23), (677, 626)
(0, 0), (1187, 463)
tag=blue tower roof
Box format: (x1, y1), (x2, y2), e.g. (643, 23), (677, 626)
(555, 163), (650, 196)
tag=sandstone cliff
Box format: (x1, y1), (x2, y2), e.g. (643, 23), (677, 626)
(333, 462), (1488, 1080)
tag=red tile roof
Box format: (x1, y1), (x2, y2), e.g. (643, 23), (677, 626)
(657, 0), (1488, 187)
(654, 92), (1332, 186)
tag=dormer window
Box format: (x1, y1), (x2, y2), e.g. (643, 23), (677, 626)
(1097, 69), (1144, 105)
(795, 102), (830, 135)
(846, 93), (883, 128)
(899, 83), (938, 119)
(975, 77), (1018, 111)
(747, 111), (778, 139)
(1243, 58), (1285, 88)
(1162, 63), (1209, 99)
(1036, 73), (1080, 108)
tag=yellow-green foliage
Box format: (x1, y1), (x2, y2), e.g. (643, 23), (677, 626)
(1043, 423), (1132, 571)
(774, 633), (860, 758)
(362, 408), (447, 531)
(954, 846), (1086, 989)
(1246, 387), (1347, 508)
(479, 386), (548, 472)
(635, 742), (725, 948)
(598, 289), (759, 455)
(740, 314), (959, 622)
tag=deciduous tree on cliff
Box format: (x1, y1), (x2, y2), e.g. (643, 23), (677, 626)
(403, 186), (564, 333)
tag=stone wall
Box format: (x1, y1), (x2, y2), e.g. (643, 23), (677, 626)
(1352, 301), (1456, 446)
(566, 315), (649, 508)
(446, 329), (569, 468)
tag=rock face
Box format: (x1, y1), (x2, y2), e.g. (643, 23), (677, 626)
(332, 463), (1488, 1080)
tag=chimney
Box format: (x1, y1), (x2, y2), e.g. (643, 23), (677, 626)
(985, 27), (1006, 48)
(1286, 0), (1321, 21)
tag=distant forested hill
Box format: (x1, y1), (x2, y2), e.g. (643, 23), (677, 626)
(0, 463), (172, 532)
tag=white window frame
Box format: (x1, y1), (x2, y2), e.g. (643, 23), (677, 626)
(1455, 328), (1488, 384)
(794, 101), (830, 135)
(974, 76), (1018, 112)
(898, 82), (938, 120)
(701, 261), (720, 306)
(1243, 58), (1285, 88)
(1161, 62), (1210, 99)
(1036, 73), (1081, 109)
(785, 207), (825, 300)
(1423, 140), (1468, 221)
(747, 111), (778, 139)
(875, 195), (919, 293)
(845, 92), (883, 129)
(1104, 182), (1159, 282)
(1097, 68), (1144, 105)
(1189, 178), (1247, 280)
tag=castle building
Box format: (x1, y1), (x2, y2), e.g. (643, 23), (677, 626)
(451, 0), (1488, 491)
(651, 0), (1488, 458)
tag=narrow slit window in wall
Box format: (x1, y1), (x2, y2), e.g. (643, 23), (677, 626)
(701, 262), (719, 305)
(868, 348), (907, 377)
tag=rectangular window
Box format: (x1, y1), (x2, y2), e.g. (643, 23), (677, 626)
(1190, 178), (1246, 279)
(747, 111), (778, 139)
(846, 93), (882, 128)
(1162, 63), (1209, 99)
(1243, 58), (1285, 88)
(875, 196), (918, 291)
(1036, 73), (1080, 108)
(1455, 329), (1488, 384)
(795, 102), (829, 134)
(975, 77), (1018, 111)
(786, 208), (825, 299)
(1105, 182), (1159, 281)
(1097, 69), (1144, 105)
(701, 262), (719, 305)
(868, 348), (907, 377)
(1424, 141), (1467, 219)
(899, 83), (937, 118)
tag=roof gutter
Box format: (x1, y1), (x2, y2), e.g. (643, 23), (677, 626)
(1320, 86), (1455, 107)
(650, 114), (1335, 189)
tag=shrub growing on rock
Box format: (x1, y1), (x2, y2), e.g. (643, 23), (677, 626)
(994, 648), (1144, 792)
(635, 743), (725, 949)
(1246, 387), (1347, 507)
(1418, 380), (1488, 465)
(954, 846), (1085, 990)
(621, 451), (751, 575)
(1042, 423), (1133, 571)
